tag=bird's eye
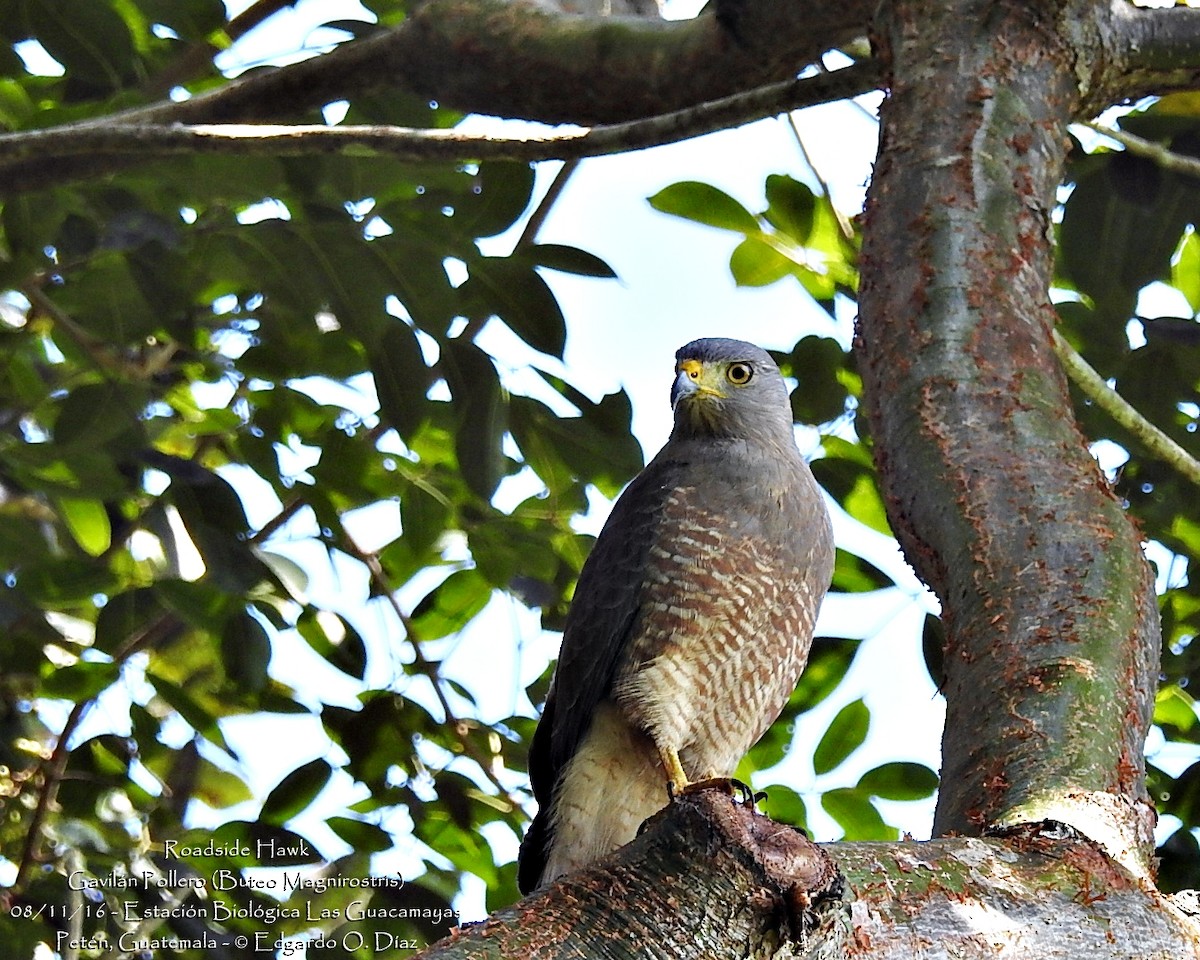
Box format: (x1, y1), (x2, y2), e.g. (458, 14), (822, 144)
(726, 362), (754, 385)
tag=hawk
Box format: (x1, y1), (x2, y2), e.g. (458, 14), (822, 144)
(517, 337), (834, 892)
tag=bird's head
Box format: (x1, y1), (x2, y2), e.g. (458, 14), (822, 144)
(670, 338), (794, 442)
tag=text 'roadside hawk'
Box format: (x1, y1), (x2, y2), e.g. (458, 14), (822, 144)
(517, 338), (835, 892)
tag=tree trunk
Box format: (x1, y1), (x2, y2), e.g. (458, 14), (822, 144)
(856, 0), (1159, 875)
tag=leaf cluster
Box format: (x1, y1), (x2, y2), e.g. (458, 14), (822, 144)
(0, 4), (648, 954)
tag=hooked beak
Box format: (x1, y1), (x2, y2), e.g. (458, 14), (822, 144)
(671, 359), (725, 408)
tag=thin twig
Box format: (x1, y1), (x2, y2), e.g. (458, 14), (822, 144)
(1052, 328), (1200, 488)
(339, 531), (517, 803)
(13, 700), (91, 893)
(515, 159), (580, 250)
(249, 496), (308, 544)
(0, 62), (879, 171)
(1083, 120), (1200, 180)
(784, 113), (855, 240)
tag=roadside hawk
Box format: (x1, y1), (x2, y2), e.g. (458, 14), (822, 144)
(517, 338), (835, 892)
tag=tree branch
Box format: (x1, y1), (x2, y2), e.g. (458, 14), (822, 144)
(63, 0), (874, 130)
(413, 787), (1200, 958)
(12, 700), (91, 893)
(337, 528), (520, 805)
(0, 62), (875, 189)
(1090, 0), (1200, 110)
(1083, 119), (1200, 179)
(1052, 329), (1200, 488)
(0, 62), (877, 198)
(0, 0), (878, 197)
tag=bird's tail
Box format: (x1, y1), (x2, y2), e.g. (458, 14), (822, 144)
(517, 808), (551, 893)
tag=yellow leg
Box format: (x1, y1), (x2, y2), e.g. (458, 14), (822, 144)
(659, 746), (690, 795)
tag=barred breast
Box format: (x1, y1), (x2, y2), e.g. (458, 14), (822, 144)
(612, 467), (829, 781)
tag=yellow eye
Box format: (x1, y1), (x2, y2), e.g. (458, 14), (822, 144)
(726, 362), (753, 385)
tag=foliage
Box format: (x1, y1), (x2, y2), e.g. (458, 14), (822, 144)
(0, 3), (1198, 959)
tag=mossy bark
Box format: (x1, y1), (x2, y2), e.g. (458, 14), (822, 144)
(856, 0), (1160, 873)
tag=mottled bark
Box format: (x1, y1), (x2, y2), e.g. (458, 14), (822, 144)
(415, 789), (845, 959)
(414, 790), (1200, 959)
(1094, 0), (1200, 108)
(856, 0), (1159, 874)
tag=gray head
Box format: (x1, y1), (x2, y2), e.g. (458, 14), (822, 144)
(669, 338), (794, 443)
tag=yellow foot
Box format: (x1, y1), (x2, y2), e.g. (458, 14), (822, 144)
(658, 747), (745, 802)
(658, 746), (690, 798)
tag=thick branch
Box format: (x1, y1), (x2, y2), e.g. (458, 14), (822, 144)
(74, 0), (872, 128)
(0, 0), (877, 197)
(412, 790), (1200, 958)
(416, 787), (844, 959)
(1089, 1), (1200, 110)
(856, 0), (1159, 873)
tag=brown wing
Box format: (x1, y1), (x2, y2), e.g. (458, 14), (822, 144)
(517, 456), (683, 892)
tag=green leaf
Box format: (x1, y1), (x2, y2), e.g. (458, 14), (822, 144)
(54, 251), (162, 342)
(221, 612), (271, 694)
(327, 816), (393, 854)
(261, 758), (333, 825)
(94, 587), (168, 655)
(1060, 150), (1200, 321)
(648, 181), (759, 233)
(831, 549), (893, 593)
(858, 762), (939, 801)
(1170, 229), (1200, 314)
(193, 756), (255, 809)
(790, 638), (858, 711)
(1155, 684), (1198, 736)
(785, 335), (851, 424)
(400, 480), (452, 559)
(821, 787), (895, 840)
(730, 235), (793, 287)
(54, 382), (146, 453)
(842, 472), (892, 535)
(760, 784), (808, 831)
(763, 174), (816, 243)
(370, 321), (430, 442)
(439, 340), (508, 500)
(296, 610), (369, 680)
(16, 557), (117, 606)
(531, 243), (617, 278)
(409, 569), (492, 641)
(454, 160), (536, 238)
(812, 698), (870, 775)
(41, 660), (121, 701)
(461, 256), (566, 358)
(2, 189), (67, 258)
(27, 0), (137, 90)
(54, 496), (111, 557)
(148, 675), (233, 754)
